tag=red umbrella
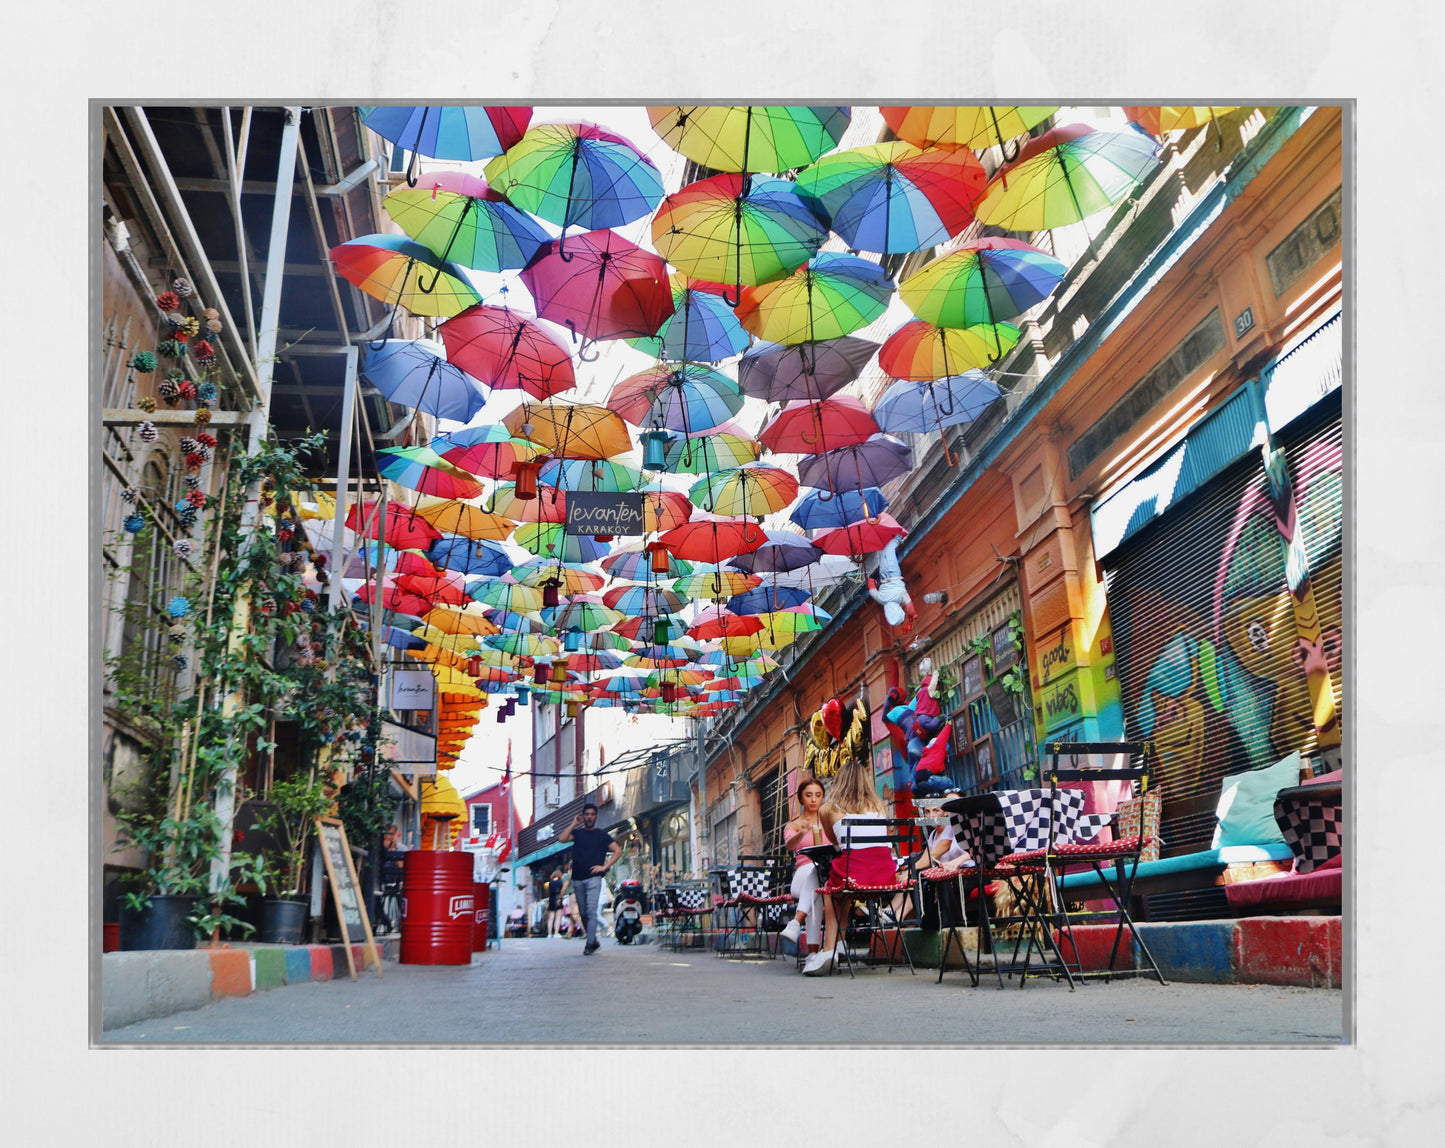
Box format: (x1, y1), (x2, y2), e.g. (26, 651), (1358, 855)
(813, 513), (906, 556)
(659, 513), (768, 563)
(687, 607), (764, 641)
(345, 500), (443, 551)
(437, 304), (576, 398)
(519, 229), (674, 356)
(354, 583), (432, 617)
(395, 571), (472, 608)
(759, 395), (880, 455)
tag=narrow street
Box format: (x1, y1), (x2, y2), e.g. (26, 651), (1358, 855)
(102, 934), (1343, 1044)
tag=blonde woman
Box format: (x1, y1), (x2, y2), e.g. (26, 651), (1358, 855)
(779, 775), (827, 953)
(804, 753), (895, 976)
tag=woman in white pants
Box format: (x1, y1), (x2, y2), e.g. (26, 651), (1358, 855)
(779, 775), (827, 952)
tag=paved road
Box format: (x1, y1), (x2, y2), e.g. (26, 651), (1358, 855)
(102, 934), (1344, 1045)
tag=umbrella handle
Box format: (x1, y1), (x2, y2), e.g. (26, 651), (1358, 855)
(365, 306), (397, 353)
(405, 149), (421, 189)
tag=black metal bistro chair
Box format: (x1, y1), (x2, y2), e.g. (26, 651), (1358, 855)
(666, 882), (713, 951)
(826, 818), (918, 978)
(737, 853), (796, 960)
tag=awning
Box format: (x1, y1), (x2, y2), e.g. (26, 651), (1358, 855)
(512, 838), (572, 871)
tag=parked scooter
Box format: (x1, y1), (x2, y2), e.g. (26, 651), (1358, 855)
(612, 880), (645, 944)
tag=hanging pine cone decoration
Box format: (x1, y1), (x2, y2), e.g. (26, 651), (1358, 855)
(171, 653), (189, 672)
(278, 526), (294, 541)
(196, 432), (217, 450)
(179, 316), (200, 339)
(156, 291), (180, 312)
(177, 380), (196, 401)
(167, 622), (187, 644)
(194, 407), (212, 426)
(186, 489), (207, 508)
(123, 512), (146, 534)
(184, 453), (205, 470)
(121, 486), (139, 504)
(138, 421), (159, 442)
(184, 474), (201, 490)
(137, 396), (156, 413)
(174, 538), (195, 559)
(128, 351), (157, 373)
(157, 338), (183, 360)
(196, 381), (217, 404)
(171, 277), (194, 298)
(312, 552), (327, 569)
(157, 379), (180, 404)
(192, 340), (216, 364)
(175, 503), (199, 527)
(179, 436), (200, 455)
(206, 318), (223, 333)
(164, 310), (186, 330)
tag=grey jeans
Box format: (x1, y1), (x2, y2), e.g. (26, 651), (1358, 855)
(572, 875), (603, 946)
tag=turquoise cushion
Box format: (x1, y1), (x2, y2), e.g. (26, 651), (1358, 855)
(1212, 751), (1302, 849)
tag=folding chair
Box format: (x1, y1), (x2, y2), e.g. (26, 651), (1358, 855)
(919, 863), (979, 987)
(669, 882), (712, 951)
(737, 853), (796, 960)
(710, 866), (747, 956)
(1001, 741), (1167, 985)
(828, 819), (918, 978)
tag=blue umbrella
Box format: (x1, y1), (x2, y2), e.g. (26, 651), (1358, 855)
(356, 618), (428, 651)
(727, 584), (812, 615)
(627, 279), (753, 363)
(426, 534), (512, 577)
(488, 609), (546, 634)
(872, 371), (1001, 436)
(790, 487), (890, 530)
(362, 106), (532, 177)
(361, 339), (487, 423)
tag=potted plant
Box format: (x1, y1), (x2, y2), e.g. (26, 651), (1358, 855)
(249, 770), (333, 944)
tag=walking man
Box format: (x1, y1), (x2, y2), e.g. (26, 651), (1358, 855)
(558, 803), (622, 955)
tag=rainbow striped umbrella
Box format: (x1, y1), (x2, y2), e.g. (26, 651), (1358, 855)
(511, 522), (609, 564)
(431, 424), (542, 483)
(468, 579), (545, 614)
(362, 106), (531, 162)
(607, 362), (743, 435)
(688, 464), (799, 518)
(509, 559), (606, 595)
(672, 567), (762, 601)
(661, 422), (761, 474)
(880, 106), (1058, 154)
(375, 446), (485, 500)
(330, 234), (480, 318)
(899, 238), (1065, 330)
(383, 171), (551, 273)
(600, 544), (694, 582)
(878, 319), (1020, 379)
(626, 275), (753, 363)
(484, 632), (561, 658)
(647, 106), (851, 174)
(735, 253), (892, 346)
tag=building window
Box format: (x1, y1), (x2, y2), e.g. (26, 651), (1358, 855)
(758, 764), (787, 855)
(471, 803), (492, 836)
(659, 810), (690, 879)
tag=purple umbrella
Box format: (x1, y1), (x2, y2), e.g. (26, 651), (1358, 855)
(727, 530), (824, 575)
(796, 433), (914, 496)
(737, 336), (880, 403)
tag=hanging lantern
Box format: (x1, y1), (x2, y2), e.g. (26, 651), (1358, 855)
(512, 458), (540, 500)
(652, 618), (671, 645)
(496, 709), (507, 723)
(503, 698), (517, 717)
(515, 687), (530, 705)
(648, 542), (671, 575)
(566, 702), (580, 719)
(533, 663), (548, 685)
(642, 429), (670, 471)
(541, 579), (560, 609)
(594, 534), (613, 543)
(551, 662), (568, 683)
(564, 629), (584, 651)
(661, 681), (678, 703)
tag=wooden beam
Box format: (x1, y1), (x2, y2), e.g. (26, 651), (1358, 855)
(103, 408), (249, 428)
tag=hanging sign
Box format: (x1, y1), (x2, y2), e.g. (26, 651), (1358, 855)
(565, 491), (645, 536)
(390, 668), (436, 710)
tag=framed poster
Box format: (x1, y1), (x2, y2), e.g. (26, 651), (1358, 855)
(991, 623), (1019, 672)
(961, 655), (985, 699)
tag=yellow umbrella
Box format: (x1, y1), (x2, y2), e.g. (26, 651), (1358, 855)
(411, 626), (484, 654)
(422, 606), (500, 638)
(503, 396), (633, 460)
(880, 106), (1059, 152)
(412, 497), (518, 541)
(1124, 106), (1238, 135)
(419, 775), (469, 849)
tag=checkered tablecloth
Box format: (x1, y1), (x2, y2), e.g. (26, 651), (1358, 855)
(954, 789), (1115, 865)
(1274, 791), (1343, 874)
(674, 888), (709, 911)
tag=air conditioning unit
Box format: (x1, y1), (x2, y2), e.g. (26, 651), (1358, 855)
(541, 783), (561, 809)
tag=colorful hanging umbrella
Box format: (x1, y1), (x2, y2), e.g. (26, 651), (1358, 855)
(872, 371), (1002, 438)
(671, 567), (761, 601)
(727, 584), (812, 615)
(660, 422), (761, 474)
(688, 464), (799, 518)
(423, 606), (501, 639)
(600, 544), (694, 581)
(1125, 106), (1238, 137)
(754, 608), (828, 637)
(509, 558), (606, 595)
(814, 513), (907, 556)
(734, 253), (892, 346)
(437, 305), (576, 399)
(503, 396), (633, 460)
(880, 106), (1058, 155)
(790, 488), (889, 531)
(539, 457), (646, 494)
(395, 570), (472, 608)
(602, 584), (685, 616)
(795, 141), (987, 254)
(430, 425), (542, 484)
(486, 608), (547, 635)
(346, 500), (443, 550)
(725, 530), (823, 575)
(410, 497), (516, 542)
(425, 534), (512, 577)
(688, 606), (765, 641)
(354, 583), (432, 618)
(759, 395), (880, 455)
(636, 488), (695, 534)
(361, 340), (488, 423)
(376, 446), (485, 500)
(612, 613), (689, 643)
(330, 234), (480, 319)
(607, 362), (743, 435)
(736, 336), (879, 404)
(363, 106), (532, 163)
(625, 275), (752, 363)
(383, 171), (551, 273)
(468, 579), (545, 613)
(796, 434), (915, 494)
(487, 483), (568, 523)
(974, 123), (1161, 232)
(544, 595), (624, 632)
(659, 514), (767, 564)
(651, 173), (829, 296)
(484, 122), (664, 234)
(566, 651), (626, 672)
(512, 522), (609, 564)
(647, 106), (851, 174)
(484, 631), (562, 658)
(898, 238), (1065, 329)
(878, 318), (1020, 379)
(519, 229), (674, 349)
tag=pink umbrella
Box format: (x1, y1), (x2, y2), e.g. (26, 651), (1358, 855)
(813, 514), (907, 556)
(658, 513), (768, 563)
(759, 395), (879, 455)
(437, 304), (576, 398)
(687, 606), (765, 641)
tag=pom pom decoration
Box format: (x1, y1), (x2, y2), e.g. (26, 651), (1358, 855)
(196, 432), (217, 449)
(157, 379), (180, 404)
(129, 351), (157, 373)
(196, 381), (217, 404)
(121, 486), (139, 504)
(171, 276), (194, 297)
(177, 380), (197, 400)
(179, 436), (200, 454)
(194, 407), (212, 425)
(138, 421), (159, 442)
(174, 538), (195, 559)
(157, 338), (183, 360)
(123, 513), (146, 534)
(156, 292), (180, 312)
(186, 489), (207, 508)
(191, 340), (216, 364)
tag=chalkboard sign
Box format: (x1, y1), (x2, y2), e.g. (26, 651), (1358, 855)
(316, 818), (382, 980)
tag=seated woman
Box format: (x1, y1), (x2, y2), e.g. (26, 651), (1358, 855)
(778, 774), (827, 952)
(804, 753), (897, 976)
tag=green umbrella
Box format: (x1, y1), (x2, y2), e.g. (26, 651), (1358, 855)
(735, 253), (892, 346)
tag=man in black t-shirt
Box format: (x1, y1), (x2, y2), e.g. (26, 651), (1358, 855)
(557, 803), (622, 954)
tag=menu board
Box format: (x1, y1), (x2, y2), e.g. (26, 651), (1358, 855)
(961, 655), (985, 699)
(315, 818), (382, 980)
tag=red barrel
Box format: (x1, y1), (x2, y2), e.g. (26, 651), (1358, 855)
(472, 882), (490, 952)
(400, 851), (475, 965)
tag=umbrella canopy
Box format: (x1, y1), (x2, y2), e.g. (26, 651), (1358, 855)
(735, 252), (892, 346)
(503, 395), (633, 460)
(376, 446), (485, 500)
(600, 544), (694, 581)
(672, 567), (762, 601)
(395, 570), (472, 607)
(727, 584), (811, 615)
(468, 579), (546, 613)
(754, 608), (828, 636)
(759, 395), (879, 455)
(796, 434), (915, 494)
(487, 483), (567, 523)
(651, 173), (829, 293)
(512, 521), (609, 564)
(659, 514), (767, 563)
(329, 234), (480, 318)
(898, 237), (1065, 329)
(612, 613), (689, 643)
(647, 106), (851, 173)
(880, 106), (1058, 152)
(484, 632), (562, 658)
(355, 583), (432, 618)
(602, 584), (685, 616)
(878, 318), (1020, 378)
(486, 609), (547, 635)
(1124, 106), (1238, 136)
(346, 500), (443, 550)
(357, 618), (429, 651)
(607, 362), (743, 435)
(636, 488), (695, 534)
(509, 558), (606, 595)
(872, 371), (1002, 436)
(814, 513), (907, 555)
(726, 529), (824, 575)
(410, 497), (516, 542)
(362, 106), (532, 162)
(795, 141), (987, 254)
(565, 651), (626, 672)
(484, 122), (664, 233)
(430, 425), (542, 484)
(688, 464), (799, 518)
(361, 339), (487, 423)
(544, 596), (624, 632)
(625, 275), (751, 363)
(790, 487), (889, 530)
(539, 457), (646, 494)
(519, 229), (674, 346)
(736, 336), (879, 404)
(436, 305), (576, 398)
(974, 123), (1162, 232)
(423, 606), (501, 638)
(425, 534), (512, 577)
(383, 171), (551, 273)
(660, 422), (761, 474)
(767, 553), (859, 591)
